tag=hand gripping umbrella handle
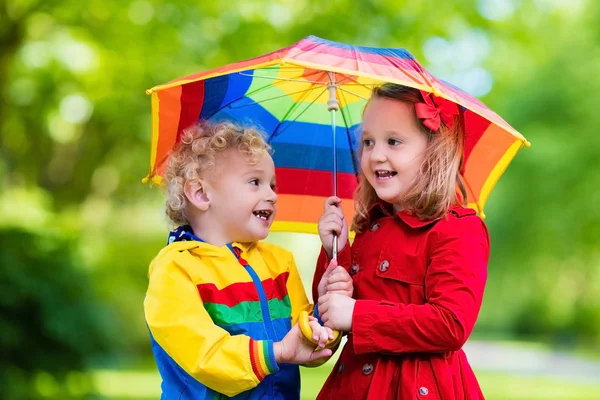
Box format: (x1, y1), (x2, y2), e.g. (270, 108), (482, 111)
(298, 310), (342, 349)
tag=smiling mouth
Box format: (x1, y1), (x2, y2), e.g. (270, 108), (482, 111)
(252, 210), (273, 220)
(375, 170), (397, 180)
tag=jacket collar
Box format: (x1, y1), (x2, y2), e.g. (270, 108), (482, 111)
(167, 225), (256, 255)
(367, 201), (476, 229)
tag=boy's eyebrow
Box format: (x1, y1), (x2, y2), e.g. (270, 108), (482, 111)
(243, 168), (276, 180)
(243, 167), (265, 174)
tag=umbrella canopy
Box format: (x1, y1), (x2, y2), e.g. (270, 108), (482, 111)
(145, 35), (529, 234)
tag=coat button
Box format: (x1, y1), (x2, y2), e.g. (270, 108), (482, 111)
(338, 362), (345, 374)
(362, 363), (373, 375)
(350, 264), (360, 275)
(379, 260), (389, 272)
(419, 387), (429, 396)
(369, 223), (380, 232)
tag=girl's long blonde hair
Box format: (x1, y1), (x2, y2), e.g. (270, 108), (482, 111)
(352, 84), (467, 233)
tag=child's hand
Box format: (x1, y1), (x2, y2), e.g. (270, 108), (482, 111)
(317, 259), (354, 298)
(274, 323), (332, 365)
(318, 293), (356, 332)
(307, 316), (334, 348)
(318, 196), (349, 259)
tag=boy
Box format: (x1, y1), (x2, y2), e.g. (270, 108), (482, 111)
(144, 121), (334, 399)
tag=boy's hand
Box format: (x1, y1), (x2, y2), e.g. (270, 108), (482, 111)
(317, 259), (354, 298)
(318, 196), (349, 259)
(307, 316), (334, 348)
(274, 323), (332, 365)
(318, 293), (356, 332)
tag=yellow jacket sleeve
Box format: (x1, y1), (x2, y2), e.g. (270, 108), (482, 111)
(285, 255), (314, 326)
(144, 254), (278, 397)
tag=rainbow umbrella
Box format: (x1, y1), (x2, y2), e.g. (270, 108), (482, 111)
(144, 35), (529, 236)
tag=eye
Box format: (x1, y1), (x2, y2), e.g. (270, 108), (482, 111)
(362, 138), (374, 147)
(388, 138), (402, 146)
(270, 182), (277, 191)
(249, 178), (259, 186)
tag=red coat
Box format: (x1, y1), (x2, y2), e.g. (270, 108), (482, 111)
(312, 204), (489, 400)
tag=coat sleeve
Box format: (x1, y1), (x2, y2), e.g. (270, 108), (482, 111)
(144, 253), (278, 397)
(351, 216), (489, 354)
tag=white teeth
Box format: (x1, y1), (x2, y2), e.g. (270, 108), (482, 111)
(375, 170), (397, 179)
(253, 210), (272, 220)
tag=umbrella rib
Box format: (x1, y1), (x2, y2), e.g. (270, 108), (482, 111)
(336, 87), (354, 127)
(278, 82), (323, 121)
(235, 69), (330, 100)
(241, 81), (372, 105)
(331, 74), (371, 89)
(251, 66), (307, 71)
(336, 88), (361, 179)
(338, 87), (368, 100)
(268, 86), (329, 141)
(337, 82), (378, 86)
(343, 81), (379, 91)
(238, 71), (329, 85)
(226, 86), (328, 109)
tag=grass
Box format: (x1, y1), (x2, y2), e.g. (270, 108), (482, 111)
(94, 362), (600, 400)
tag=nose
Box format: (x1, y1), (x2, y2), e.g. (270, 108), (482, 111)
(369, 142), (386, 163)
(266, 186), (278, 204)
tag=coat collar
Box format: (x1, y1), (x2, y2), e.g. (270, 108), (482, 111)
(367, 201), (476, 229)
(167, 225), (256, 255)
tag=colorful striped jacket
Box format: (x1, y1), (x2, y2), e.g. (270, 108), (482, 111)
(144, 236), (313, 399)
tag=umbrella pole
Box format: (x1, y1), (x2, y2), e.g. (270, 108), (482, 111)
(327, 72), (340, 261)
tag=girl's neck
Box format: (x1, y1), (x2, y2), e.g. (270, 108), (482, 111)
(392, 202), (405, 214)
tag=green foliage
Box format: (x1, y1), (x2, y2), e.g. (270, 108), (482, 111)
(0, 227), (119, 399)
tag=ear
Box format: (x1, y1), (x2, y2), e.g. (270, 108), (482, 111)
(184, 179), (210, 212)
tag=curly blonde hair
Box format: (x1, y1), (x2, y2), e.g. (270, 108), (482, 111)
(163, 120), (271, 225)
(352, 84), (467, 233)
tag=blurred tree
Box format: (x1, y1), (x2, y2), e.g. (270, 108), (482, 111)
(0, 228), (119, 399)
(474, 0), (600, 344)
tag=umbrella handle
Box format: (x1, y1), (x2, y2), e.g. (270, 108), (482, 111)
(332, 234), (338, 261)
(298, 310), (342, 349)
(327, 72), (339, 263)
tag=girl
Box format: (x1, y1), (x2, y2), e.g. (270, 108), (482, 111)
(313, 84), (490, 399)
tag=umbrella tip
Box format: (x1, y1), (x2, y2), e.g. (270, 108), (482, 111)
(524, 139), (531, 148)
(145, 88), (154, 95)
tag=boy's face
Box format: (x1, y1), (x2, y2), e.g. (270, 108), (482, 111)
(205, 149), (278, 243)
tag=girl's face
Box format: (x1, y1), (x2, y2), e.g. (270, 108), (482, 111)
(360, 97), (428, 208)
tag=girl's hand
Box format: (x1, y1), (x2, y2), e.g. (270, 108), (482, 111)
(307, 316), (334, 348)
(318, 293), (356, 332)
(318, 196), (349, 259)
(317, 259), (354, 298)
(274, 323), (332, 365)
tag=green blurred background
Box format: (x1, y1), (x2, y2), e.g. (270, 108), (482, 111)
(1, 0), (600, 399)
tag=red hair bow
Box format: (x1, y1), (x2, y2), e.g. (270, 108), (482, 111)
(415, 91), (460, 132)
